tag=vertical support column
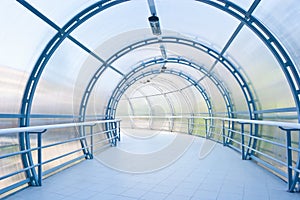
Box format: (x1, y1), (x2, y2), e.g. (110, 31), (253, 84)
(113, 121), (117, 146)
(278, 126), (300, 192)
(240, 123), (245, 160)
(190, 113), (194, 135)
(37, 132), (42, 186)
(81, 125), (91, 159)
(226, 120), (234, 145)
(105, 121), (113, 146)
(90, 125), (94, 159)
(117, 120), (121, 142)
(246, 123), (254, 157)
(170, 116), (174, 132)
(286, 129), (293, 191)
(29, 129), (47, 186)
(222, 120), (226, 146)
(204, 118), (208, 139)
(188, 117), (191, 135)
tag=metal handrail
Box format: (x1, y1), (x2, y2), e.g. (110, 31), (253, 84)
(120, 115), (300, 192)
(118, 115), (300, 129)
(0, 119), (120, 135)
(0, 119), (121, 197)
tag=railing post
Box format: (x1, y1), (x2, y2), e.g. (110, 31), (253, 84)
(241, 123), (245, 160)
(117, 120), (121, 142)
(204, 118), (208, 139)
(279, 126), (295, 192)
(90, 125), (94, 159)
(30, 129), (47, 186)
(222, 120), (226, 146)
(188, 114), (194, 135)
(188, 117), (191, 134)
(80, 125), (91, 159)
(113, 121), (117, 146)
(170, 116), (174, 132)
(286, 129), (293, 191)
(37, 132), (42, 186)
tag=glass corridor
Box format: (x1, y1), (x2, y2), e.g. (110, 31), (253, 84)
(0, 0), (300, 199)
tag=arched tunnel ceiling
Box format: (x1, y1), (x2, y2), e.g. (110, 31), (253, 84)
(0, 0), (299, 125)
(1, 0), (300, 194)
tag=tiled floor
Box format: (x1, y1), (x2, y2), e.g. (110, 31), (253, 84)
(5, 130), (300, 200)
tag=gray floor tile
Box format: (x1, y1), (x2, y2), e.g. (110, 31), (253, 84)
(121, 188), (148, 198)
(164, 194), (191, 200)
(140, 191), (168, 200)
(192, 189), (218, 199)
(3, 134), (299, 200)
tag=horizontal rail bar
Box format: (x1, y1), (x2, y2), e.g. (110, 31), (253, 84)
(120, 115), (300, 129)
(250, 155), (287, 178)
(43, 155), (86, 177)
(41, 137), (85, 150)
(0, 163), (39, 181)
(248, 147), (287, 166)
(0, 128), (117, 160)
(0, 146), (39, 159)
(42, 148), (86, 166)
(290, 146), (300, 153)
(0, 178), (30, 195)
(0, 119), (121, 135)
(227, 144), (242, 153)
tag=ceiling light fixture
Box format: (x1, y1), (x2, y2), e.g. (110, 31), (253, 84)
(148, 15), (161, 36)
(160, 63), (167, 72)
(160, 45), (167, 59)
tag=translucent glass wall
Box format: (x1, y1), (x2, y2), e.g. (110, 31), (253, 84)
(1, 0), (300, 194)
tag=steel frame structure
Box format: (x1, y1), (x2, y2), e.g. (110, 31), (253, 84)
(146, 77), (196, 131)
(142, 82), (177, 130)
(107, 69), (212, 116)
(79, 36), (257, 121)
(103, 66), (214, 143)
(104, 56), (236, 138)
(15, 0), (299, 190)
(116, 70), (209, 133)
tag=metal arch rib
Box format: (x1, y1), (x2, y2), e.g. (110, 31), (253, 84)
(106, 68), (213, 120)
(196, 0), (300, 191)
(196, 0), (300, 115)
(79, 35), (257, 155)
(144, 82), (177, 130)
(105, 57), (233, 139)
(105, 56), (231, 117)
(16, 0), (299, 190)
(19, 0), (129, 125)
(123, 94), (135, 127)
(17, 0), (129, 186)
(80, 36), (253, 120)
(135, 88), (154, 129)
(80, 36), (252, 128)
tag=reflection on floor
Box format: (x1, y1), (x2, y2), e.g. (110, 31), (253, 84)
(6, 129), (300, 200)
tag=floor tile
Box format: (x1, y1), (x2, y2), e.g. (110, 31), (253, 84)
(3, 133), (299, 200)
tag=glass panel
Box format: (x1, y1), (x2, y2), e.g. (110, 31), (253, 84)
(212, 62), (248, 115)
(230, 0), (253, 10)
(31, 39), (92, 117)
(0, 123), (25, 193)
(0, 1), (56, 114)
(200, 78), (227, 114)
(27, 0), (99, 26)
(226, 27), (295, 116)
(72, 1), (150, 56)
(254, 0), (300, 71)
(158, 43), (216, 70)
(0, 1), (56, 69)
(158, 0), (240, 49)
(86, 68), (123, 116)
(0, 68), (28, 114)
